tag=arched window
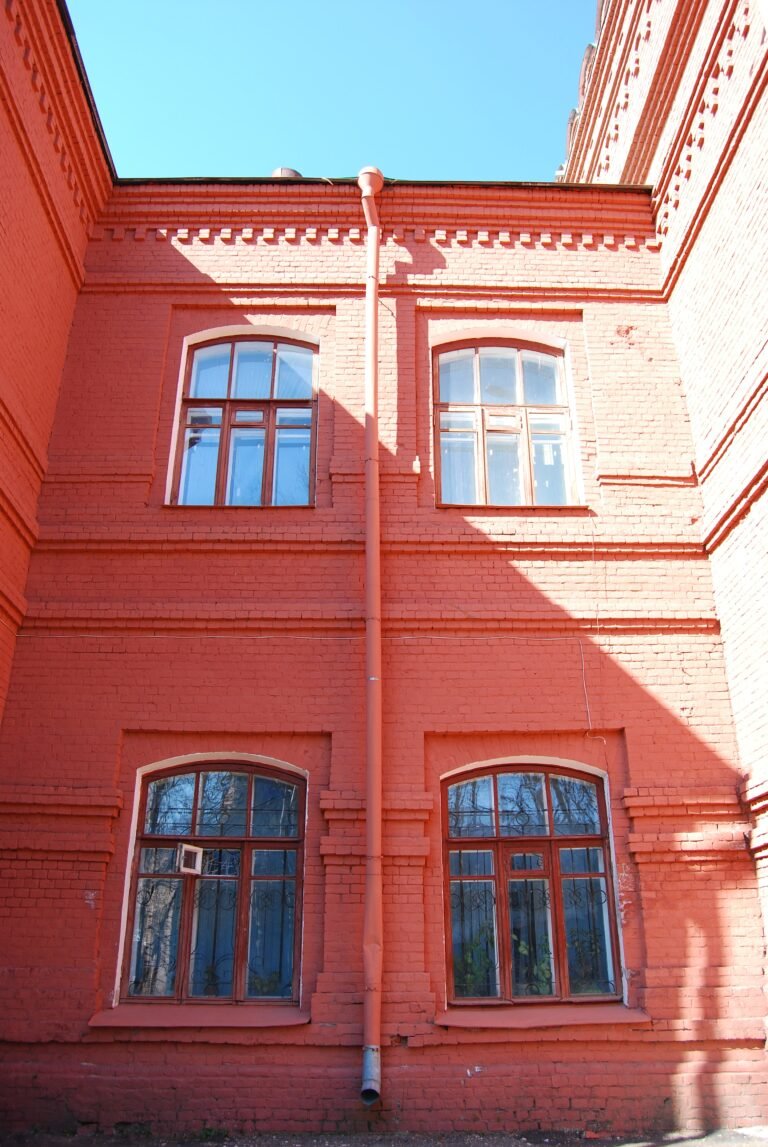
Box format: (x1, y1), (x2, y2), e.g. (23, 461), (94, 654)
(443, 766), (619, 1002)
(433, 343), (574, 506)
(124, 763), (304, 1004)
(172, 337), (317, 506)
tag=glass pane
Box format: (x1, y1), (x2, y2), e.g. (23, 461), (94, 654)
(522, 352), (559, 405)
(551, 776), (600, 836)
(234, 410), (264, 424)
(144, 774), (195, 835)
(508, 877), (554, 996)
(273, 427), (311, 506)
(498, 773), (548, 836)
(486, 433), (522, 505)
(562, 876), (615, 994)
(197, 772), (248, 836)
(275, 344), (313, 399)
(560, 847), (604, 874)
(450, 880), (499, 997)
(440, 411), (475, 431)
(179, 425), (220, 505)
(440, 432), (479, 504)
(188, 878), (238, 997)
(276, 408), (312, 426)
(531, 426), (568, 506)
(251, 777), (299, 837)
(479, 348), (516, 404)
(227, 428), (265, 506)
(139, 847), (177, 874)
(438, 349), (475, 403)
(253, 849), (297, 876)
(449, 850), (494, 877)
(232, 342), (272, 398)
(247, 879), (295, 997)
(510, 852), (544, 871)
(447, 776), (495, 838)
(128, 877), (182, 996)
(190, 345), (230, 398)
(202, 849), (241, 876)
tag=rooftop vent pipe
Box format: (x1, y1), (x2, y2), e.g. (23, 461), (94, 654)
(270, 166), (303, 178)
(357, 165), (385, 1108)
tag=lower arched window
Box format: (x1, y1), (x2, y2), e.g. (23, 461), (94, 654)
(124, 763), (304, 1004)
(444, 766), (619, 1003)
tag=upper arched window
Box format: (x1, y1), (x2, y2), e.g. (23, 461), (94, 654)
(124, 763), (305, 1004)
(172, 337), (317, 506)
(443, 765), (619, 1003)
(434, 343), (574, 506)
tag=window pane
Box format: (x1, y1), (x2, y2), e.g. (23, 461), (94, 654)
(440, 411), (475, 431)
(562, 876), (615, 994)
(449, 850), (494, 877)
(197, 772), (248, 836)
(438, 349), (475, 403)
(531, 422), (568, 505)
(227, 428), (265, 506)
(144, 774), (195, 835)
(253, 849), (297, 876)
(509, 852), (544, 871)
(447, 776), (495, 837)
(190, 345), (230, 398)
(276, 408), (312, 426)
(450, 880), (499, 997)
(128, 877), (182, 996)
(139, 847), (177, 874)
(247, 878), (295, 997)
(522, 352), (559, 405)
(188, 878), (238, 997)
(202, 849), (241, 876)
(232, 342), (272, 398)
(486, 433), (522, 505)
(551, 776), (600, 835)
(560, 847), (604, 874)
(440, 432), (479, 504)
(251, 777), (299, 837)
(498, 773), (548, 836)
(479, 348), (516, 404)
(275, 344), (313, 399)
(273, 427), (311, 505)
(179, 425), (220, 505)
(508, 877), (555, 996)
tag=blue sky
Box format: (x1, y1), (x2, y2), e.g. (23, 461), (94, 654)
(67, 0), (597, 182)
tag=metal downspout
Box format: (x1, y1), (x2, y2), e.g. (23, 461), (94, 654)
(357, 165), (385, 1107)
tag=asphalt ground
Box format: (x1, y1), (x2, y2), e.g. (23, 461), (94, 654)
(3, 1129), (768, 1147)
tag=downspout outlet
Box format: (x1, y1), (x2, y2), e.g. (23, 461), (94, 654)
(361, 1045), (381, 1106)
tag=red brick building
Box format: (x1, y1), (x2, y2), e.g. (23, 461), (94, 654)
(1, 0), (766, 1134)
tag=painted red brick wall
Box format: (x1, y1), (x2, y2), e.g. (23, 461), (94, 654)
(1, 0), (766, 1136)
(0, 0), (110, 721)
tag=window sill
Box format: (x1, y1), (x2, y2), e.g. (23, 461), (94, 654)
(435, 1003), (649, 1030)
(438, 504), (591, 514)
(89, 1004), (310, 1030)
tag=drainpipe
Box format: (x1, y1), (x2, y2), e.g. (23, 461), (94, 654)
(357, 165), (385, 1107)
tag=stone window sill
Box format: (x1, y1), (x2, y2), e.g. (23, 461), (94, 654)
(89, 1003), (310, 1030)
(435, 1003), (649, 1030)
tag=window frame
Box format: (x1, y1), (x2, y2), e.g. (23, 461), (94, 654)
(442, 764), (621, 1006)
(170, 336), (318, 508)
(433, 340), (575, 508)
(122, 762), (305, 1007)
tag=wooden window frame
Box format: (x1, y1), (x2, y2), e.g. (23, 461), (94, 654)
(171, 336), (318, 507)
(122, 762), (305, 1006)
(442, 764), (621, 1006)
(433, 340), (574, 507)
